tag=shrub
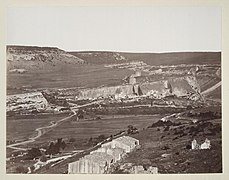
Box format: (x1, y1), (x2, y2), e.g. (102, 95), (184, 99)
(27, 148), (42, 159)
(30, 165), (35, 173)
(161, 145), (170, 150)
(40, 155), (47, 162)
(69, 137), (76, 143)
(16, 166), (28, 174)
(164, 126), (170, 131)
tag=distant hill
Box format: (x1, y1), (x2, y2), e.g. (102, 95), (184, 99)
(69, 51), (221, 65)
(69, 51), (128, 64)
(7, 45), (85, 71)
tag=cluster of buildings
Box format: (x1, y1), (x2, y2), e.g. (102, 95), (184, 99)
(68, 136), (139, 174)
(192, 138), (211, 150)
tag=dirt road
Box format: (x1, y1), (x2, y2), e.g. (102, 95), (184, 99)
(201, 81), (221, 95)
(6, 100), (101, 151)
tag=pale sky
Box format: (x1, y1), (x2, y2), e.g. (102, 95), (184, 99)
(7, 7), (221, 52)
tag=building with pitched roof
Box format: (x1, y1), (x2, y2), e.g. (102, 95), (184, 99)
(68, 136), (139, 174)
(111, 136), (139, 153)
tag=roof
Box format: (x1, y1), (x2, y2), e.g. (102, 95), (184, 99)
(101, 142), (112, 148)
(113, 136), (138, 146)
(84, 152), (114, 165)
(111, 147), (125, 156)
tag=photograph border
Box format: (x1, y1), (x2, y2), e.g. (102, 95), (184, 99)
(1, 0), (229, 180)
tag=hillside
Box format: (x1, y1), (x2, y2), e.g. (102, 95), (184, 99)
(7, 45), (85, 71)
(69, 51), (128, 64)
(69, 51), (221, 65)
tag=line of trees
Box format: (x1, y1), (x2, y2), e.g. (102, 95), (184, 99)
(46, 138), (66, 155)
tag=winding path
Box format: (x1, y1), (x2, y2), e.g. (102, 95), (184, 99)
(7, 100), (101, 151)
(201, 81), (221, 95)
(8, 80), (220, 152)
(7, 113), (76, 151)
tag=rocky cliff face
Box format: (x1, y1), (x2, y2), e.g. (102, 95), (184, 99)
(6, 92), (48, 114)
(78, 75), (201, 100)
(7, 46), (85, 71)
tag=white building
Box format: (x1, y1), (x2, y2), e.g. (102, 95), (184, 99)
(68, 136), (140, 174)
(111, 136), (139, 153)
(200, 138), (211, 149)
(192, 138), (211, 150)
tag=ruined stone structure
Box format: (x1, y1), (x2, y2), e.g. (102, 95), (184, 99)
(68, 136), (139, 174)
(191, 139), (200, 150)
(200, 138), (211, 149)
(192, 138), (211, 150)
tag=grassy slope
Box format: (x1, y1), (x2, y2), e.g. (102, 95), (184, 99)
(70, 51), (221, 65)
(6, 113), (69, 142)
(121, 118), (222, 173)
(34, 115), (162, 147)
(7, 50), (221, 95)
(7, 64), (133, 95)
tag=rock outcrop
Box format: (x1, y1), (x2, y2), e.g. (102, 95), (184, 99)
(6, 92), (48, 114)
(78, 76), (201, 100)
(7, 46), (84, 71)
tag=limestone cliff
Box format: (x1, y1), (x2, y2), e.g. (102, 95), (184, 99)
(7, 46), (84, 71)
(6, 92), (49, 114)
(78, 75), (200, 100)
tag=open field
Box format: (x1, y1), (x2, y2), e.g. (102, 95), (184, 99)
(33, 115), (163, 147)
(7, 113), (69, 142)
(70, 51), (221, 65)
(7, 64), (133, 95)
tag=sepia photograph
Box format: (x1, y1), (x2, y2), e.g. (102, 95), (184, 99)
(5, 6), (222, 174)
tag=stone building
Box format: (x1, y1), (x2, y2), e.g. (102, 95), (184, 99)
(192, 139), (200, 149)
(68, 152), (114, 174)
(192, 138), (211, 150)
(110, 136), (140, 153)
(200, 138), (211, 149)
(92, 145), (125, 162)
(68, 136), (139, 174)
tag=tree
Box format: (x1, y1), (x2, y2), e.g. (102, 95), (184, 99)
(47, 138), (67, 155)
(27, 148), (42, 159)
(61, 140), (66, 150)
(127, 125), (138, 134)
(40, 155), (47, 162)
(98, 135), (106, 141)
(46, 141), (58, 155)
(69, 137), (76, 143)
